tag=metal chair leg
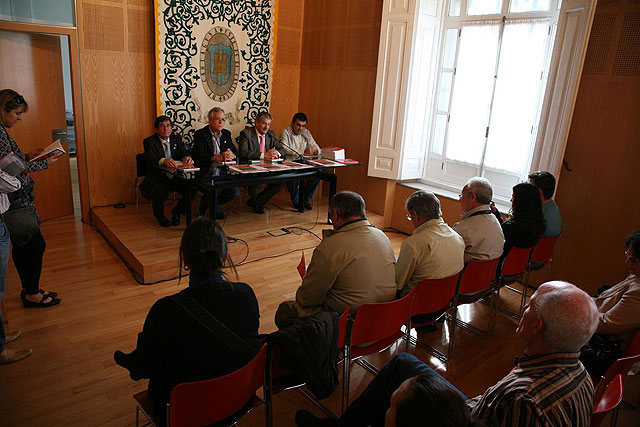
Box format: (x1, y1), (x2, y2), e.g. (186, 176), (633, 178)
(341, 345), (351, 414)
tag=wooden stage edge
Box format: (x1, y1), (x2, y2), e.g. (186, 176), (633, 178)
(89, 195), (341, 285)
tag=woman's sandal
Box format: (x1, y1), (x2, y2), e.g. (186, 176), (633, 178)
(21, 294), (61, 308)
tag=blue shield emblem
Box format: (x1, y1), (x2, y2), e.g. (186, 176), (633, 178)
(208, 43), (233, 86)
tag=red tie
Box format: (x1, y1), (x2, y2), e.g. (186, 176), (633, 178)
(259, 134), (265, 153)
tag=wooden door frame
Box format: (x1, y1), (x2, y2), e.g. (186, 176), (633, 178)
(0, 20), (90, 223)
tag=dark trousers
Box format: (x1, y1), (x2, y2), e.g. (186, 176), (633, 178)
(150, 175), (190, 219)
(199, 187), (240, 215)
(341, 353), (467, 427)
(12, 230), (46, 296)
(287, 178), (320, 206)
(247, 183), (283, 208)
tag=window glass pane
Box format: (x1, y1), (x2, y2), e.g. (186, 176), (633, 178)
(436, 71), (454, 111)
(510, 0), (551, 13)
(467, 0), (501, 15)
(484, 20), (549, 175)
(431, 114), (448, 155)
(446, 23), (500, 165)
(449, 0), (461, 17)
(442, 28), (458, 69)
(557, 0), (562, 9)
(0, 0), (75, 26)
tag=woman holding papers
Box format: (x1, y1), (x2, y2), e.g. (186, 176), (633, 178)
(0, 89), (60, 307)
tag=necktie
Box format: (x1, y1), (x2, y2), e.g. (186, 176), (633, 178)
(163, 141), (173, 179)
(259, 134), (265, 153)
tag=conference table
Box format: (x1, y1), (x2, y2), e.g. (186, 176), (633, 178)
(167, 158), (361, 225)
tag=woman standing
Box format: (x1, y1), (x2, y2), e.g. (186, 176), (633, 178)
(0, 89), (59, 307)
(114, 218), (260, 423)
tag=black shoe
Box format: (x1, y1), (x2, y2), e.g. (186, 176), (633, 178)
(295, 409), (340, 427)
(114, 350), (142, 381)
(215, 210), (226, 220)
(21, 289), (58, 299)
(21, 295), (61, 308)
(252, 204), (265, 214)
(156, 215), (171, 227)
(246, 199), (254, 208)
(171, 208), (181, 226)
(304, 203), (312, 210)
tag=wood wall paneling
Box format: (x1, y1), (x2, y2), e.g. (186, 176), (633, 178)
(78, 0), (155, 207)
(549, 0), (640, 294)
(0, 30), (74, 220)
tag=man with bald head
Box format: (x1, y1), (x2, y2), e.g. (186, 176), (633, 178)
(296, 281), (599, 427)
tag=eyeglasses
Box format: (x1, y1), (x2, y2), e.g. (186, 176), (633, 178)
(625, 249), (639, 263)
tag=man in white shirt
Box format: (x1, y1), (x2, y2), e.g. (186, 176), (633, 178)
(238, 111), (286, 214)
(280, 112), (321, 210)
(453, 177), (505, 263)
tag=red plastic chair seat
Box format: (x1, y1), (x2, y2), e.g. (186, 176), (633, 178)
(591, 374), (623, 427)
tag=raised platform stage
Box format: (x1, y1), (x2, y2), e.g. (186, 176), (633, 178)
(90, 193), (334, 284)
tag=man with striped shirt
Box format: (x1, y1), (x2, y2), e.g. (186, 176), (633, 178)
(296, 281), (599, 427)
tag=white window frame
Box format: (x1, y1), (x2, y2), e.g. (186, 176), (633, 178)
(368, 0), (597, 202)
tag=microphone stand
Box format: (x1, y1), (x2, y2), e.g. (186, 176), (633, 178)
(276, 137), (305, 162)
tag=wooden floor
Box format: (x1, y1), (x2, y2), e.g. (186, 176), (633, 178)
(1, 198), (638, 426)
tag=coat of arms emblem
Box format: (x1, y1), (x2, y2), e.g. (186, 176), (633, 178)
(200, 27), (239, 102)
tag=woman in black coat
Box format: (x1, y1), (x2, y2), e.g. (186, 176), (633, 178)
(114, 218), (260, 423)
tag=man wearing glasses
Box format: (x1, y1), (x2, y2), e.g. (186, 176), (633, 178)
(453, 177), (505, 263)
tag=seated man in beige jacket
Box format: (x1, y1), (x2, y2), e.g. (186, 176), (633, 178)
(453, 177), (504, 263)
(275, 191), (396, 329)
(396, 190), (465, 297)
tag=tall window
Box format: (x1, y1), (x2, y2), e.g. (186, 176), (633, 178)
(424, 0), (560, 200)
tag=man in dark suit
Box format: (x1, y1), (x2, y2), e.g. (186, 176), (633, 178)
(238, 111), (286, 214)
(191, 107), (240, 220)
(140, 115), (193, 227)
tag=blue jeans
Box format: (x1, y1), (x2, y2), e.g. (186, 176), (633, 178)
(287, 178), (320, 206)
(0, 220), (11, 353)
(341, 353), (467, 427)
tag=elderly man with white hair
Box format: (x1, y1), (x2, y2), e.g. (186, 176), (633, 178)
(453, 177), (505, 263)
(396, 190), (464, 297)
(296, 281), (599, 427)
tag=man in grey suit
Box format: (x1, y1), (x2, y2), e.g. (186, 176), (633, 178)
(238, 111), (286, 214)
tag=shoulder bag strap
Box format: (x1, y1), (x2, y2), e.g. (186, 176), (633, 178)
(171, 292), (258, 363)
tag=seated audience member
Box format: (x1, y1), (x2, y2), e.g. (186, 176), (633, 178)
(191, 107), (240, 220)
(297, 281), (598, 427)
(396, 190), (464, 297)
(494, 182), (545, 268)
(275, 191), (396, 328)
(238, 111), (286, 214)
(280, 112), (321, 210)
(528, 171), (562, 237)
(297, 360), (478, 427)
(581, 230), (640, 377)
(140, 115), (194, 227)
(113, 218), (260, 424)
(453, 177), (504, 263)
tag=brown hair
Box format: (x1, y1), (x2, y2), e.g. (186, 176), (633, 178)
(0, 89), (28, 114)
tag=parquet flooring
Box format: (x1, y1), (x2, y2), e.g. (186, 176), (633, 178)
(0, 199), (637, 426)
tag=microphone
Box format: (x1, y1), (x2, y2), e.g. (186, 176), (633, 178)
(275, 137), (305, 161)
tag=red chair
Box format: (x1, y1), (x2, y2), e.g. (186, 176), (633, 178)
(408, 274), (460, 362)
(450, 258), (500, 348)
(520, 235), (561, 311)
(591, 374), (623, 427)
(494, 246), (533, 321)
(267, 308), (351, 419)
(593, 330), (640, 404)
(134, 343), (269, 427)
(342, 290), (415, 412)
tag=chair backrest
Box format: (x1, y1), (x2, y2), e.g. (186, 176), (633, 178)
(594, 353), (640, 404)
(167, 343), (267, 426)
(591, 374), (623, 427)
(624, 328), (640, 357)
(412, 274), (459, 318)
(456, 258), (500, 295)
(136, 153), (147, 178)
(337, 307), (351, 350)
(529, 235), (560, 265)
(348, 290), (415, 350)
(499, 246), (532, 278)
